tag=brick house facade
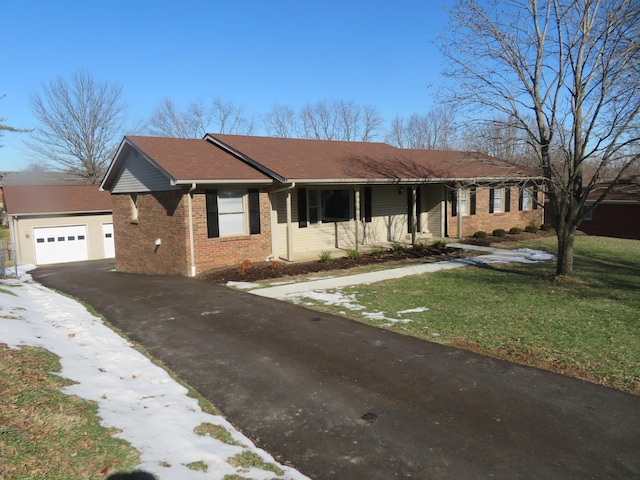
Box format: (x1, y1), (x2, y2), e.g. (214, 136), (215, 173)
(101, 134), (544, 276)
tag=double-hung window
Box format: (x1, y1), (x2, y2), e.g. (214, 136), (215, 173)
(206, 189), (260, 238)
(491, 188), (504, 213)
(521, 187), (533, 210)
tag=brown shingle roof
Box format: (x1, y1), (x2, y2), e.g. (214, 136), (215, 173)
(125, 136), (272, 182)
(2, 185), (112, 215)
(209, 134), (541, 182)
(588, 175), (640, 202)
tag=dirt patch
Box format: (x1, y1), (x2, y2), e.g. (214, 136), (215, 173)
(201, 246), (468, 284)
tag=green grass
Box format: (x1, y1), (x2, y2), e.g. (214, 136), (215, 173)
(299, 236), (640, 395)
(0, 344), (140, 479)
(0, 226), (9, 241)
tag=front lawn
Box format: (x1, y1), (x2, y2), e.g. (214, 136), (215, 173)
(297, 236), (640, 395)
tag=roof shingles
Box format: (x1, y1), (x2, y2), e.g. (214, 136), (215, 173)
(3, 185), (112, 215)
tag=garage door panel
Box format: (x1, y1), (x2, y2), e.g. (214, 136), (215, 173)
(34, 226), (88, 265)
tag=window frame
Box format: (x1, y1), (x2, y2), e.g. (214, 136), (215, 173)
(206, 189), (261, 238)
(491, 188), (504, 213)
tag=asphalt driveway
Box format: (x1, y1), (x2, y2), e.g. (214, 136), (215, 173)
(32, 260), (640, 479)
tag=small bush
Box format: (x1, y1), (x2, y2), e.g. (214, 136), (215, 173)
(413, 241), (428, 252)
(370, 246), (385, 257)
(346, 248), (360, 260)
(525, 225), (538, 233)
(540, 223), (553, 232)
(431, 240), (448, 250)
(492, 228), (507, 237)
(473, 231), (488, 239)
(391, 242), (406, 253)
(237, 259), (252, 275)
(509, 227), (523, 235)
(268, 260), (284, 272)
(318, 250), (333, 263)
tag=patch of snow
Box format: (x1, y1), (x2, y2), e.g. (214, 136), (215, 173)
(226, 280), (260, 290)
(286, 290), (365, 311)
(517, 248), (555, 261)
(0, 275), (308, 480)
(396, 307), (429, 315)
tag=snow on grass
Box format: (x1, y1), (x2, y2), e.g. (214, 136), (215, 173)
(0, 269), (308, 480)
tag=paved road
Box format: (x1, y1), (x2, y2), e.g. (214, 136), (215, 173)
(32, 260), (640, 480)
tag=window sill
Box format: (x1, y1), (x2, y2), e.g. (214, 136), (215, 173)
(129, 219), (139, 225)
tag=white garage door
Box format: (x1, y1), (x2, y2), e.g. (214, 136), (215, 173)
(102, 223), (115, 258)
(34, 225), (89, 265)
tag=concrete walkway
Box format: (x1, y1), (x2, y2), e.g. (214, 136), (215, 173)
(249, 243), (554, 298)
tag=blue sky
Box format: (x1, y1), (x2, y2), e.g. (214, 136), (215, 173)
(1, 0), (454, 170)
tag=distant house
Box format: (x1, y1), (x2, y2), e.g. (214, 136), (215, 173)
(3, 185), (114, 265)
(576, 176), (640, 240)
(100, 134), (545, 276)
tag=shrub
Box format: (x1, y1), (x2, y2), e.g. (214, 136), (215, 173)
(525, 225), (538, 233)
(413, 241), (428, 252)
(346, 248), (360, 260)
(509, 227), (523, 234)
(540, 223), (553, 232)
(268, 260), (284, 272)
(431, 240), (448, 250)
(237, 259), (252, 275)
(473, 231), (488, 239)
(318, 250), (333, 263)
(391, 242), (406, 253)
(370, 246), (385, 257)
(492, 228), (507, 237)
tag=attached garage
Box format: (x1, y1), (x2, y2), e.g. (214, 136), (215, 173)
(3, 185), (113, 266)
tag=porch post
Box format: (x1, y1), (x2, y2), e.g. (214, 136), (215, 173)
(457, 186), (463, 239)
(411, 186), (417, 245)
(286, 189), (293, 261)
(354, 187), (360, 251)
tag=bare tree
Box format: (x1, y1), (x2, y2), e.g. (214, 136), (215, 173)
(1, 94), (29, 147)
(460, 116), (536, 165)
(210, 97), (255, 135)
(148, 97), (254, 138)
(300, 100), (383, 141)
(386, 108), (457, 149)
(27, 71), (125, 184)
(147, 98), (205, 138)
(440, 0), (640, 277)
(264, 103), (299, 137)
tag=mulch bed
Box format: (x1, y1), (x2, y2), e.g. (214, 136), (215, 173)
(200, 230), (558, 285)
(200, 246), (465, 284)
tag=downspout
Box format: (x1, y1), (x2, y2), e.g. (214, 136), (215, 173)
(187, 183), (197, 277)
(267, 182), (296, 261)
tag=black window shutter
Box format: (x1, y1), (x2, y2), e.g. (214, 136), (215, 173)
(451, 190), (458, 217)
(364, 186), (372, 223)
(297, 188), (308, 228)
(489, 189), (495, 213)
(407, 189), (413, 233)
(519, 187), (524, 211)
(248, 189), (261, 234)
(416, 187), (421, 231)
(533, 185), (539, 209)
(206, 190), (219, 238)
(470, 187), (477, 215)
(505, 187), (511, 212)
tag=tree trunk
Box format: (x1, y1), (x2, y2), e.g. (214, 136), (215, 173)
(555, 226), (576, 277)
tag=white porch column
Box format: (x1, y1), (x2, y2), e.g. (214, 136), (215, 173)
(457, 186), (463, 239)
(354, 187), (360, 251)
(411, 186), (417, 245)
(286, 189), (293, 261)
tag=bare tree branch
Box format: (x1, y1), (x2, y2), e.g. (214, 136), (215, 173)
(26, 71), (125, 184)
(440, 0), (640, 276)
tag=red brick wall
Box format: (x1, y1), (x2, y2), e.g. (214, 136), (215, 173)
(578, 204), (640, 240)
(448, 187), (544, 237)
(112, 191), (190, 275)
(191, 189), (272, 274)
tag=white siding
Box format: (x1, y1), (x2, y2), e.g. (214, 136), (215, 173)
(424, 185), (444, 236)
(110, 148), (178, 193)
